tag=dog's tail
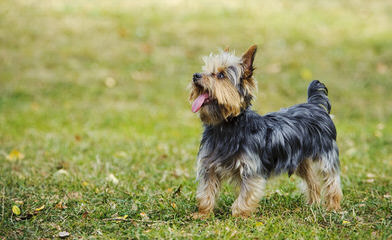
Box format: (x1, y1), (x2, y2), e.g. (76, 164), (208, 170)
(307, 80), (331, 114)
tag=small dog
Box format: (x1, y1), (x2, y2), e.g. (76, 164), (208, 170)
(190, 45), (342, 217)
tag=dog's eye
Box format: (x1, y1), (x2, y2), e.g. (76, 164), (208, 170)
(217, 72), (225, 79)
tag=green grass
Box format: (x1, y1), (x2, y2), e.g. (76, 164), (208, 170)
(1, 0), (392, 239)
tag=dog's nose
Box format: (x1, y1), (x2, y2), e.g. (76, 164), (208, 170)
(193, 73), (202, 82)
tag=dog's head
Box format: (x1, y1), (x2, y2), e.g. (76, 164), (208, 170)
(190, 45), (257, 125)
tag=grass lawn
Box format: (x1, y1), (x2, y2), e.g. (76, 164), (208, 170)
(1, 0), (392, 239)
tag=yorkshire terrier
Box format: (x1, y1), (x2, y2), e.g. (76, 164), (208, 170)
(190, 45), (342, 218)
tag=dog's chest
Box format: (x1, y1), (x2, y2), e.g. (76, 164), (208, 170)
(198, 137), (258, 180)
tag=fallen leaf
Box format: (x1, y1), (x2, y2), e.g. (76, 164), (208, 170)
(366, 179), (374, 183)
(377, 123), (385, 130)
(105, 77), (116, 88)
(342, 220), (350, 225)
(54, 169), (69, 178)
(171, 203), (176, 209)
(366, 173), (375, 178)
(141, 43), (153, 54)
(140, 212), (149, 220)
(376, 63), (388, 74)
(106, 174), (119, 185)
(109, 215), (128, 221)
(59, 231), (70, 238)
(12, 205), (21, 215)
(82, 181), (89, 187)
(256, 221), (264, 227)
(35, 205), (45, 212)
(74, 135), (81, 141)
(7, 149), (25, 161)
(55, 202), (67, 210)
(159, 154), (168, 159)
(383, 194), (391, 199)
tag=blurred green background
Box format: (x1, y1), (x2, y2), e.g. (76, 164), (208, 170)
(1, 0), (391, 239)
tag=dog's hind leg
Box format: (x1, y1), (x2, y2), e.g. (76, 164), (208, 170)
(321, 170), (342, 210)
(296, 158), (321, 205)
(319, 141), (343, 210)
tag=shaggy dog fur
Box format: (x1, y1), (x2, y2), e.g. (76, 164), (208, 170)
(190, 45), (342, 217)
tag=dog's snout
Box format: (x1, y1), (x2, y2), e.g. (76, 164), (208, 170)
(193, 73), (202, 82)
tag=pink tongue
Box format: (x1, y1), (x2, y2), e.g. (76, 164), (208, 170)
(192, 93), (209, 113)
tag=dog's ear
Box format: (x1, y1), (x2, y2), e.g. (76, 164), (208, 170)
(240, 45), (257, 102)
(241, 45), (257, 79)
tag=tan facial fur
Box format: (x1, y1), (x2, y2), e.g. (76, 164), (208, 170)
(189, 45), (257, 125)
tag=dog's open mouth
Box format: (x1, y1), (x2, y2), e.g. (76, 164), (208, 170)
(192, 93), (211, 113)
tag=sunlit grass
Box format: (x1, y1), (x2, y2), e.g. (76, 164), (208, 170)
(1, 0), (391, 239)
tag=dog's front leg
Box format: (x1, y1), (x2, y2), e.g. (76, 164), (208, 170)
(231, 176), (266, 217)
(194, 169), (221, 218)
